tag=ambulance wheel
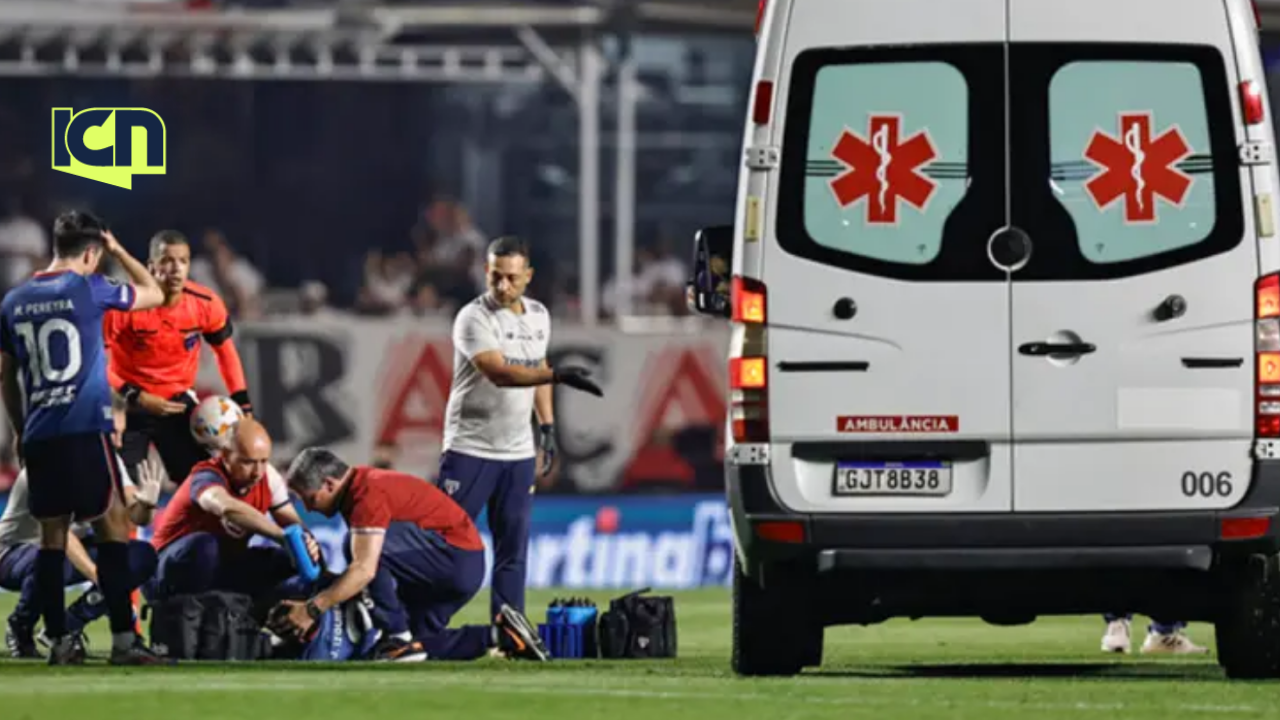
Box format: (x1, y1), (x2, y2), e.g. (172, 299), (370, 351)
(1215, 553), (1280, 680)
(801, 620), (825, 669)
(732, 558), (815, 677)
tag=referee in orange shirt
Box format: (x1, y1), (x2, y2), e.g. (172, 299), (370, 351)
(104, 230), (253, 484)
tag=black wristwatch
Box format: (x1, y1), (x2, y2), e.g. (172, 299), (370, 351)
(305, 599), (323, 621)
(119, 383), (143, 407)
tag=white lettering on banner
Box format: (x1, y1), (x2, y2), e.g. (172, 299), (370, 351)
(291, 500), (735, 590)
(837, 415), (960, 433)
(188, 317), (731, 492)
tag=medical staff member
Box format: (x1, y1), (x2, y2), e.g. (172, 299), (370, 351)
(436, 235), (602, 620)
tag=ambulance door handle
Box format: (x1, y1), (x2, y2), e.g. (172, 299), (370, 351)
(832, 297), (857, 320)
(1152, 294), (1187, 323)
(1018, 341), (1096, 357)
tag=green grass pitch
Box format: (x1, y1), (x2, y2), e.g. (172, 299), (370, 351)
(0, 589), (1276, 719)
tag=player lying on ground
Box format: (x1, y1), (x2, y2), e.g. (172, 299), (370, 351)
(1, 392), (161, 658)
(0, 211), (170, 665)
(440, 235), (603, 623)
(105, 229), (254, 486)
(273, 447), (550, 662)
(145, 418), (319, 614)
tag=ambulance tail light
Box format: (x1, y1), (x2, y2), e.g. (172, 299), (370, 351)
(1221, 516), (1271, 541)
(730, 357), (769, 443)
(1256, 274), (1280, 437)
(752, 80), (774, 126)
(730, 275), (769, 443)
(732, 275), (767, 324)
(1252, 0), (1263, 30)
(1242, 80), (1266, 125)
(754, 0), (768, 36)
(754, 520), (805, 544)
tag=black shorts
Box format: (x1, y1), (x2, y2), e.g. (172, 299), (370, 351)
(22, 432), (124, 522)
(119, 402), (206, 485)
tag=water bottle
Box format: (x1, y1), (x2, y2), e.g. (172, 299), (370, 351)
(284, 525), (321, 582)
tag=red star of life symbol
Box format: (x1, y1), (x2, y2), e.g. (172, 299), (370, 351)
(1083, 112), (1194, 224)
(829, 113), (939, 225)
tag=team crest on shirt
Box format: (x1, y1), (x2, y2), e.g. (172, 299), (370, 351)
(183, 331), (200, 350)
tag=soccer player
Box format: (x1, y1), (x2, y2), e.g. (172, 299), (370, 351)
(105, 229), (253, 486)
(0, 210), (169, 665)
(147, 418), (314, 608)
(439, 235), (603, 621)
(1, 392), (161, 658)
(275, 447), (550, 662)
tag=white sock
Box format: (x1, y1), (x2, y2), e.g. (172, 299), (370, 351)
(392, 631), (411, 643)
(112, 632), (135, 652)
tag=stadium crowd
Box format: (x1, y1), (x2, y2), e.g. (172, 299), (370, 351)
(0, 195), (691, 323)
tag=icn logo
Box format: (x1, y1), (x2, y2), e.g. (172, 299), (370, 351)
(51, 107), (166, 189)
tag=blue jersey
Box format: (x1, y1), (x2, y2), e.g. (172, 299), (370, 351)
(0, 270), (136, 442)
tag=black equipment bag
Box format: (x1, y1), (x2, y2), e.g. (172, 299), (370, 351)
(598, 587), (677, 659)
(146, 591), (270, 661)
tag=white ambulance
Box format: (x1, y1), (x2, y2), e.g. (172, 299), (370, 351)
(689, 0), (1280, 678)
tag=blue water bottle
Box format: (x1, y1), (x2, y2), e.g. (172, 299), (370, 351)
(284, 525), (321, 582)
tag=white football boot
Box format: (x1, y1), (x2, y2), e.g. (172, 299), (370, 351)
(1140, 628), (1210, 655)
(1101, 618), (1132, 653)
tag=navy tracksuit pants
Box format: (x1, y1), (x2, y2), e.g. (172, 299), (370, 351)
(144, 532), (300, 604)
(0, 540), (157, 634)
(437, 450), (537, 619)
(362, 522), (491, 660)
(1103, 614), (1185, 634)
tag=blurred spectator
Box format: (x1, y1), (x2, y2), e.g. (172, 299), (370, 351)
(190, 228), (265, 319)
(601, 239), (690, 318)
(356, 250), (414, 316)
(0, 197), (47, 295)
(298, 280), (343, 321)
(423, 197), (486, 267)
(636, 237), (688, 311)
(405, 277), (444, 317)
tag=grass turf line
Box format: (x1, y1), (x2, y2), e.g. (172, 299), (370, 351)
(0, 589), (1275, 720)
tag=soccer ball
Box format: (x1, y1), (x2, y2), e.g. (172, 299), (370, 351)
(190, 395), (245, 449)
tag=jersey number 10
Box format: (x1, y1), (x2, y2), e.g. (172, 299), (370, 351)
(14, 320), (83, 387)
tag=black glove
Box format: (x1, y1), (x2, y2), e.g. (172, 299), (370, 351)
(552, 366), (603, 397)
(538, 423), (556, 475)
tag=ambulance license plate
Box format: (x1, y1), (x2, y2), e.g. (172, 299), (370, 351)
(833, 461), (952, 496)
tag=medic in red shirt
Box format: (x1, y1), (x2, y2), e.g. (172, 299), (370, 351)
(269, 447), (549, 663)
(148, 419), (317, 607)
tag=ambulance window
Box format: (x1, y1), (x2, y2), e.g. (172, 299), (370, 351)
(776, 45), (1007, 282)
(1048, 61), (1218, 264)
(800, 62), (966, 265)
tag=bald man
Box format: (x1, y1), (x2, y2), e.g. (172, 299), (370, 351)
(146, 419), (311, 604)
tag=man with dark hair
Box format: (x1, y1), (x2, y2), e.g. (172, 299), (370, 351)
(271, 446), (549, 662)
(0, 210), (170, 664)
(438, 235), (603, 623)
(104, 229), (254, 486)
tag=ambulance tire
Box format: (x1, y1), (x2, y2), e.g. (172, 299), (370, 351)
(1215, 553), (1280, 680)
(732, 558), (817, 677)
